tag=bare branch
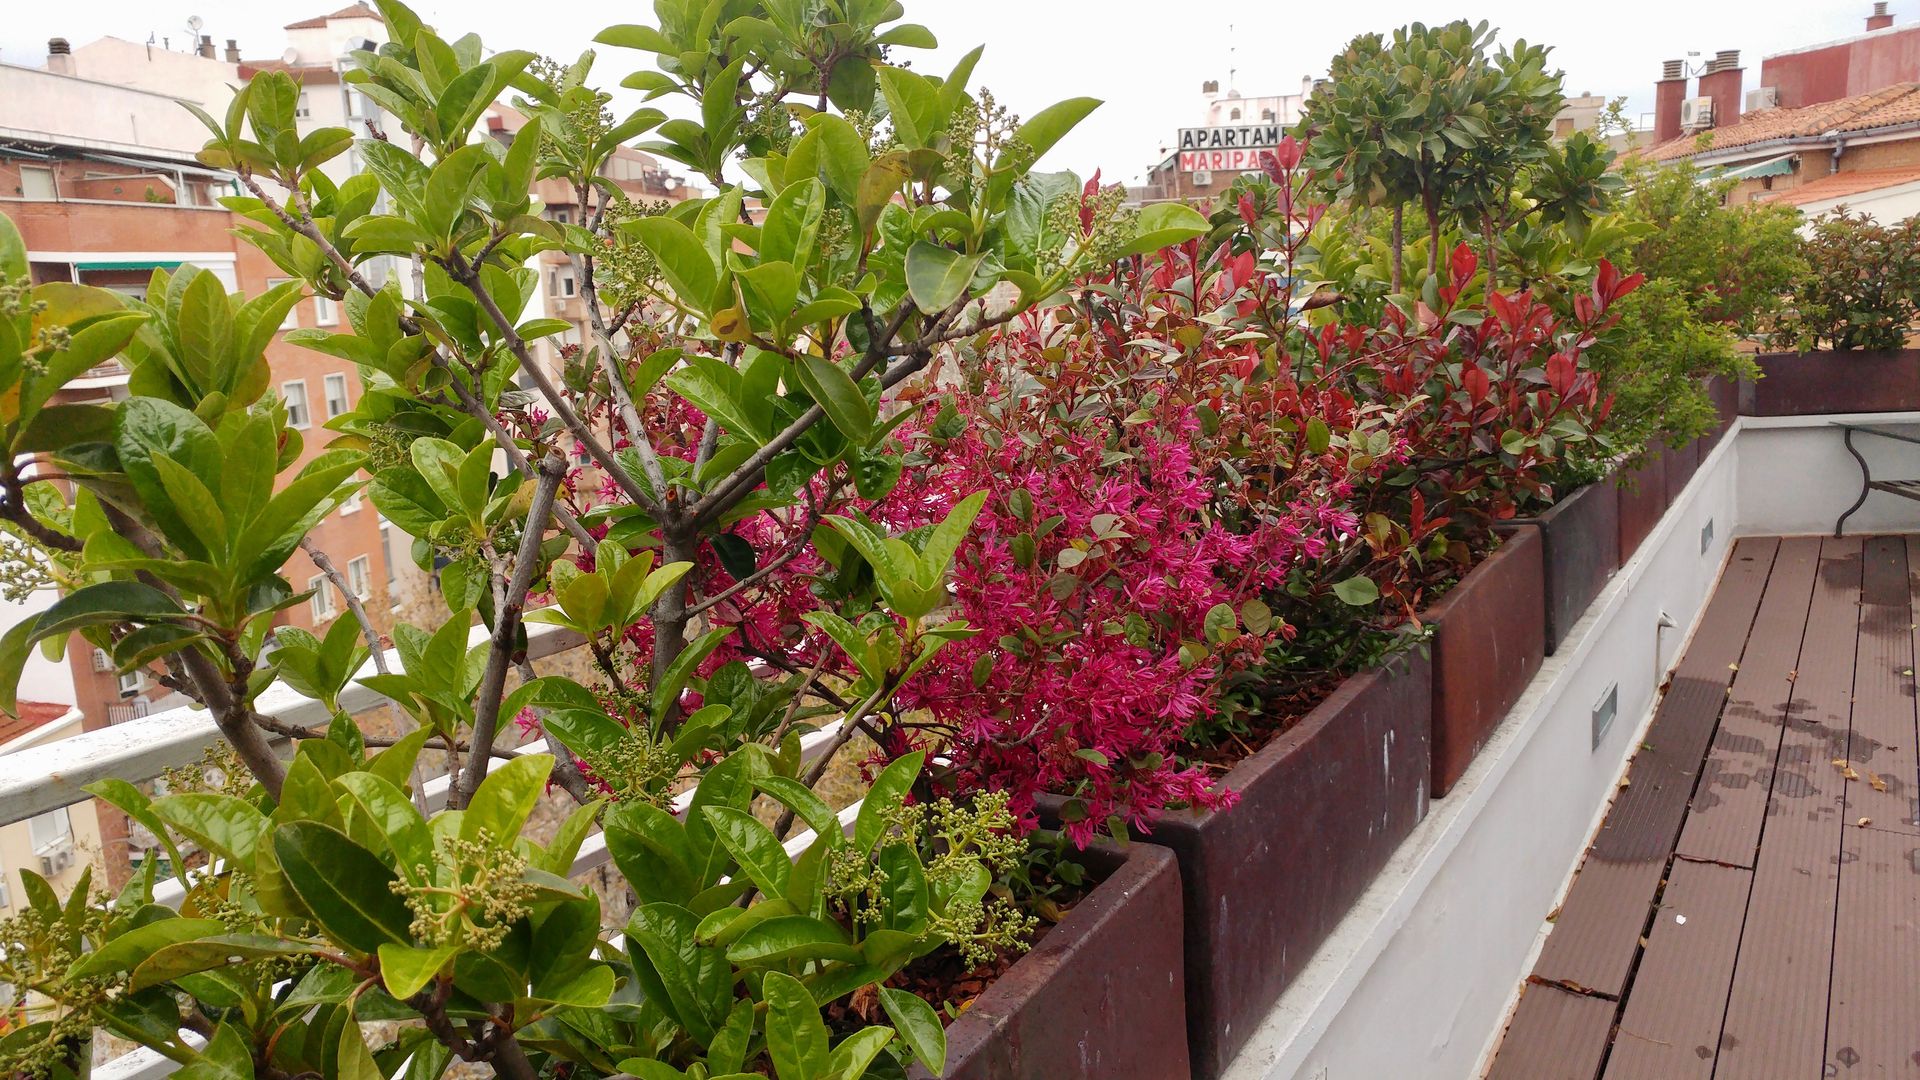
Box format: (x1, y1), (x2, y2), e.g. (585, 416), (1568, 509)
(454, 453), (567, 805)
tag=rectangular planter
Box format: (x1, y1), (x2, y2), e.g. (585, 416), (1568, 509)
(1080, 652), (1432, 1080)
(1661, 438), (1701, 505)
(1505, 480), (1621, 655)
(1705, 374), (1740, 447)
(1742, 349), (1920, 416)
(1615, 453), (1667, 563)
(918, 840), (1189, 1080)
(1426, 526), (1546, 797)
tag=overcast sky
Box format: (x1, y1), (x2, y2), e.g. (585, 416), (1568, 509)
(1, 1), (1902, 186)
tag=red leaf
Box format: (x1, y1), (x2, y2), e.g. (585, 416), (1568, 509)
(1449, 243), (1478, 287)
(1079, 169), (1101, 236)
(1546, 352), (1575, 397)
(1273, 134), (1304, 171)
(1237, 193), (1258, 226)
(1462, 363), (1490, 405)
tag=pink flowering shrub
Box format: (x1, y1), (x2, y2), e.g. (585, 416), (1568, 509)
(868, 248), (1375, 842)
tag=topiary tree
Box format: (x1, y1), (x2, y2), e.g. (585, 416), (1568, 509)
(0, 0), (1207, 1074)
(1300, 19), (1565, 290)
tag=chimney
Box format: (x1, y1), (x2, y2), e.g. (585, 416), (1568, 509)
(1654, 59), (1688, 143)
(46, 37), (74, 75)
(1868, 2), (1894, 30)
(224, 38), (240, 63)
(196, 34), (215, 59)
(1697, 50), (1744, 129)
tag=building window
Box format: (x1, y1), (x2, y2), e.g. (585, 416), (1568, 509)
(324, 373), (349, 418)
(379, 519), (396, 585)
(309, 573), (337, 621)
(348, 555), (373, 601)
(550, 268), (576, 297)
(283, 380), (310, 428)
(117, 668), (143, 697)
(551, 208), (571, 225)
(268, 278), (300, 328)
(19, 166), (56, 200)
(314, 293), (338, 326)
(296, 91), (312, 120)
(1229, 107), (1241, 120)
(1262, 109), (1275, 121)
(28, 806), (72, 853)
(339, 491), (362, 515)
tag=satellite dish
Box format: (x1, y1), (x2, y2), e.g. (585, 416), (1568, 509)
(283, 46), (300, 65)
(186, 15), (204, 33)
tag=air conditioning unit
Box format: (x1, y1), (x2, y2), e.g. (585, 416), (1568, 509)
(38, 844), (73, 877)
(1745, 86), (1779, 113)
(1191, 170), (1214, 187)
(1680, 97), (1714, 130)
(92, 648), (112, 672)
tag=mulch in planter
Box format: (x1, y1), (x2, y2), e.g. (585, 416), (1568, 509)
(1108, 650), (1432, 1079)
(1425, 525), (1545, 796)
(905, 840), (1188, 1080)
(1506, 480), (1621, 655)
(1742, 349), (1920, 416)
(1615, 453), (1667, 563)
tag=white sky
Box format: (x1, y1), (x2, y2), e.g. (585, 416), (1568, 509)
(1, 1), (1901, 186)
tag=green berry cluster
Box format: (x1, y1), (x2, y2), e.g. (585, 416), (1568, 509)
(0, 901), (117, 1079)
(390, 830), (538, 952)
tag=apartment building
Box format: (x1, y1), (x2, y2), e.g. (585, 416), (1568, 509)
(2, 5), (703, 883)
(1637, 4), (1920, 221)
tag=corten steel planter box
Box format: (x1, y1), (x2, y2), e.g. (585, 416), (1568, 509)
(1033, 652), (1431, 1080)
(1661, 437), (1702, 505)
(1504, 480), (1621, 655)
(1614, 453), (1667, 562)
(913, 841), (1188, 1080)
(1425, 526), (1545, 797)
(1705, 374), (1740, 447)
(1741, 349), (1920, 416)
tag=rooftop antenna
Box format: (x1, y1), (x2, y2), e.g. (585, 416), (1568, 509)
(1228, 26), (1237, 94)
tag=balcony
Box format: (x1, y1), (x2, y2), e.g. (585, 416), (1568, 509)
(5, 396), (1920, 1080)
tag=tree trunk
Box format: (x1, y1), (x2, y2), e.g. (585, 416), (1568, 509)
(1391, 204), (1405, 293)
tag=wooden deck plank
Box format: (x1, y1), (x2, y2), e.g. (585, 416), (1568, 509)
(1714, 536), (1863, 1080)
(1842, 537), (1918, 834)
(1675, 538), (1823, 866)
(1485, 982), (1616, 1080)
(1824, 825), (1920, 1076)
(1601, 860), (1752, 1080)
(1531, 538), (1780, 997)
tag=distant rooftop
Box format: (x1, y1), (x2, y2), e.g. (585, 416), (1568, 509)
(1642, 82), (1920, 163)
(285, 3), (382, 30)
(0, 701), (76, 748)
(1759, 162), (1920, 206)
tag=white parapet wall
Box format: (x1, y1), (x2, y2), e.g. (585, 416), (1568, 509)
(1222, 414), (1891, 1079)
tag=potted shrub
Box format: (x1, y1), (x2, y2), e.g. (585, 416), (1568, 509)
(0, 1), (1219, 1074)
(1749, 211), (1920, 415)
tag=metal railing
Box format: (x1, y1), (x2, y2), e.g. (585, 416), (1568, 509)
(0, 619), (861, 1079)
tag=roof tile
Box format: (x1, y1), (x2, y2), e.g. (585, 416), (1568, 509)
(1641, 83), (1920, 162)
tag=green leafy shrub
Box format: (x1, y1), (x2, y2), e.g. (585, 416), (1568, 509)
(1773, 209), (1920, 351)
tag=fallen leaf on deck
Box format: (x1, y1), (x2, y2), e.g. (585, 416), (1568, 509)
(1871, 772), (1888, 792)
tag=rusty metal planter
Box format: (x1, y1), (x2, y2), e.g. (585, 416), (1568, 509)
(1426, 526), (1545, 796)
(1662, 438), (1702, 505)
(1615, 453), (1668, 563)
(1506, 481), (1621, 655)
(1043, 652), (1430, 1080)
(1742, 349), (1920, 416)
(914, 840), (1188, 1080)
(1705, 374), (1740, 448)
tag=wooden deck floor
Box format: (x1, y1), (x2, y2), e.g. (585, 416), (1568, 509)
(1487, 535), (1920, 1080)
